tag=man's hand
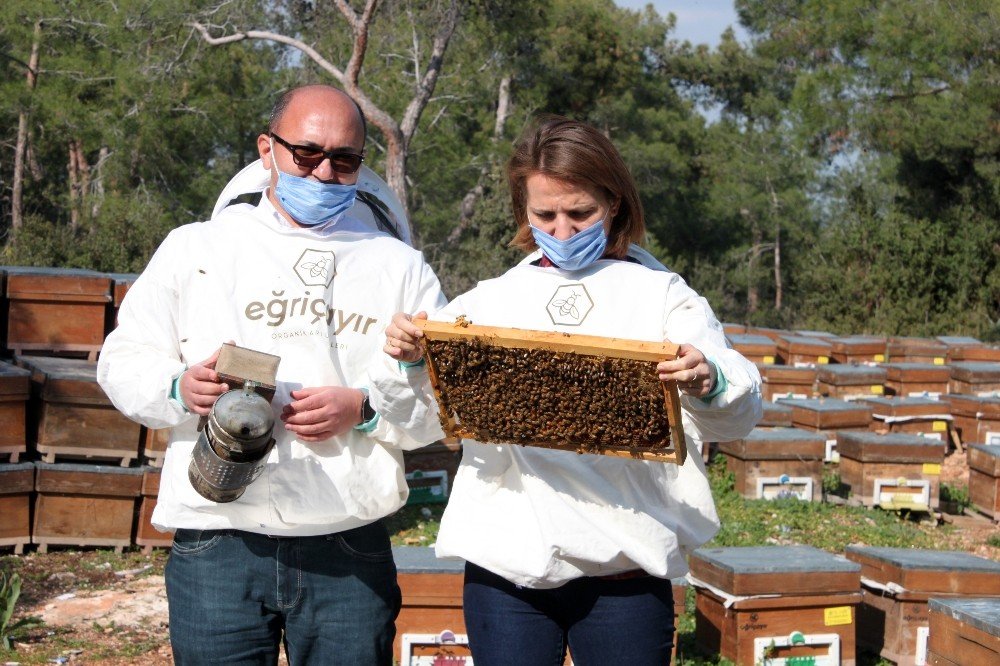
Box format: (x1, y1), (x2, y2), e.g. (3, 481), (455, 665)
(384, 311), (428, 364)
(178, 347), (230, 416)
(281, 386), (366, 442)
(656, 343), (717, 398)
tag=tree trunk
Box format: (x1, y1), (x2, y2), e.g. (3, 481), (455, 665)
(774, 219), (783, 310)
(11, 20), (42, 236)
(748, 222), (761, 314)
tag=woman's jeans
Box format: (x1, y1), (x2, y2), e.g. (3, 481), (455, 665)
(463, 562), (676, 666)
(165, 522), (401, 665)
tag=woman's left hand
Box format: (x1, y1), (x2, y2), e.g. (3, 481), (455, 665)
(657, 343), (717, 397)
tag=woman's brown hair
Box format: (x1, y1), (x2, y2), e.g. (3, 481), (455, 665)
(508, 116), (645, 259)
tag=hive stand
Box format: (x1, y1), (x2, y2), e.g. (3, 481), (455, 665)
(415, 320), (686, 464)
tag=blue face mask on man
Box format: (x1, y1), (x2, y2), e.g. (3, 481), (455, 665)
(530, 217), (609, 271)
(270, 141), (358, 226)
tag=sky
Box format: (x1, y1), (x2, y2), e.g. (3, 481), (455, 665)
(613, 0), (748, 46)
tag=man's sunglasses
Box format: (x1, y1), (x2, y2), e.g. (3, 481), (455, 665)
(270, 132), (364, 174)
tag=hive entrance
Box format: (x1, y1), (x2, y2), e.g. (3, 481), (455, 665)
(417, 320), (687, 463)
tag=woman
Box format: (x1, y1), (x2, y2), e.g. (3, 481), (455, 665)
(384, 117), (762, 665)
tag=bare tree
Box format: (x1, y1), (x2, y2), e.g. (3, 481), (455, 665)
(11, 20), (42, 236)
(191, 0), (462, 236)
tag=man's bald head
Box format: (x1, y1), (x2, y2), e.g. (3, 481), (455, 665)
(268, 85), (366, 141)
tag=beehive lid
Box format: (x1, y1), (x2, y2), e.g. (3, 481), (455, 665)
(744, 326), (791, 341)
(829, 335), (887, 356)
(882, 362), (951, 382)
(0, 462), (35, 494)
(34, 461), (143, 497)
(690, 545), (861, 596)
(928, 597), (1000, 637)
(0, 360), (31, 398)
(794, 329), (836, 339)
(393, 546), (465, 574)
(728, 333), (778, 357)
(719, 427), (826, 460)
(948, 345), (1000, 363)
(950, 361), (1000, 383)
(5, 266), (112, 301)
(936, 336), (983, 347)
(15, 355), (108, 405)
(816, 364), (887, 386)
(846, 545), (1000, 596)
(761, 365), (818, 384)
(759, 401), (794, 427)
(780, 397), (873, 429)
(776, 335), (833, 355)
(862, 396), (950, 418)
(945, 394), (1000, 418)
(836, 431), (943, 462)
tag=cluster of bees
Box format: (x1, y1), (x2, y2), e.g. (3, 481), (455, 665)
(426, 338), (672, 452)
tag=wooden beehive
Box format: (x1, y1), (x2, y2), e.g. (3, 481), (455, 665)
(760, 365), (817, 401)
(927, 597), (1000, 666)
(719, 428), (826, 501)
(775, 335), (833, 366)
(836, 432), (943, 510)
(135, 466), (172, 553)
(16, 355), (142, 466)
(392, 546), (467, 664)
(744, 326), (791, 342)
(847, 546), (1000, 666)
(948, 361), (1000, 396)
(829, 335), (888, 364)
(415, 320), (686, 463)
(967, 444), (1000, 520)
(815, 363), (888, 400)
(32, 462), (142, 553)
(886, 337), (948, 365)
(945, 394), (1000, 448)
(0, 462), (34, 554)
(5, 266), (112, 360)
(727, 333), (777, 366)
(780, 397), (873, 431)
(0, 361), (31, 463)
(862, 396), (953, 451)
(759, 400), (794, 428)
(722, 322), (747, 336)
(141, 426), (170, 467)
(106, 272), (139, 332)
(882, 362), (951, 398)
(946, 344), (1000, 363)
(690, 545), (861, 666)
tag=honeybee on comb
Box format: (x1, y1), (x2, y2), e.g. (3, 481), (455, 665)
(416, 319), (687, 463)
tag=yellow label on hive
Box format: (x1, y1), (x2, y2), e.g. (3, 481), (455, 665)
(818, 356), (829, 364)
(870, 385), (884, 394)
(933, 357), (945, 365)
(932, 421), (947, 432)
(923, 463), (942, 475)
(824, 606), (853, 626)
(763, 355), (775, 364)
(874, 354), (885, 362)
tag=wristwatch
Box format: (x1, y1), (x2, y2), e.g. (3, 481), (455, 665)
(360, 393), (377, 424)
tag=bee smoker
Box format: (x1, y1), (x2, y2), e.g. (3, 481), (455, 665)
(187, 343), (281, 503)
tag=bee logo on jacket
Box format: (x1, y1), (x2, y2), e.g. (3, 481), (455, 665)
(546, 283), (593, 326)
(294, 249), (336, 287)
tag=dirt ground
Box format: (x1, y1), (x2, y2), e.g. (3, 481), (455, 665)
(3, 448), (998, 665)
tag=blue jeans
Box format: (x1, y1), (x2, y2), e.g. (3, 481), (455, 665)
(165, 522), (401, 665)
(463, 562), (675, 666)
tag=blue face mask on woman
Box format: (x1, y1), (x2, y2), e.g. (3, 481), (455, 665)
(530, 217), (609, 271)
(271, 144), (358, 226)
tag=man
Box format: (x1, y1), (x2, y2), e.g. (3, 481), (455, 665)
(98, 84), (446, 665)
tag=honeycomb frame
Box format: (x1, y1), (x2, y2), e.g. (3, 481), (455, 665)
(416, 319), (687, 464)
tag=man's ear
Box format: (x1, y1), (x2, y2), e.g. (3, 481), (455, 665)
(257, 133), (273, 169)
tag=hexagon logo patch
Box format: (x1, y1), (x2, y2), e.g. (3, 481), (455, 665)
(294, 249), (336, 287)
(546, 283), (593, 326)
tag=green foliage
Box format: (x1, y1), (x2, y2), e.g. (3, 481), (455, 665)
(1, 570), (42, 650)
(939, 482), (971, 510)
